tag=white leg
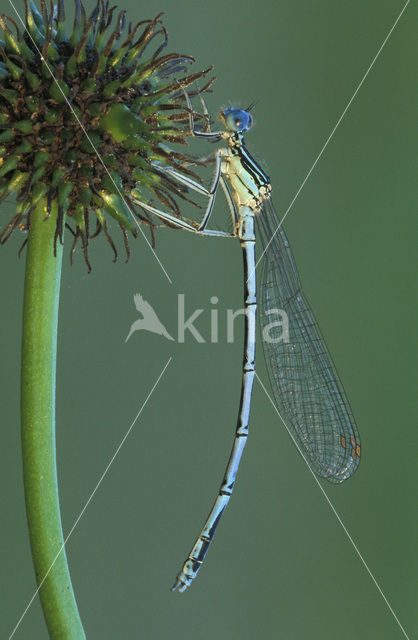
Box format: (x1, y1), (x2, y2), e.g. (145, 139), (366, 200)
(135, 87), (232, 237)
(131, 197), (234, 238)
(179, 83), (224, 140)
(153, 147), (223, 232)
(181, 90), (236, 231)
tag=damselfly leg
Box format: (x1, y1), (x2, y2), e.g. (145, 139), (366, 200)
(131, 87), (233, 236)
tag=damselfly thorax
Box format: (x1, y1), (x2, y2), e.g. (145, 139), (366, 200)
(219, 130), (272, 210)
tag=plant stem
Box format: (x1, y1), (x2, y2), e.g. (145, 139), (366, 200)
(21, 199), (85, 639)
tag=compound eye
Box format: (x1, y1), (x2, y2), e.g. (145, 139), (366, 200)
(223, 108), (253, 133)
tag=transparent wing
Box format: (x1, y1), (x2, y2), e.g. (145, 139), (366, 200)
(257, 198), (360, 483)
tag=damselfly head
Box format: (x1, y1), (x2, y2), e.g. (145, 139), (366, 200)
(220, 108), (253, 133)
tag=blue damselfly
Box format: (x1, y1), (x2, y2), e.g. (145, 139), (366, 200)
(133, 99), (361, 592)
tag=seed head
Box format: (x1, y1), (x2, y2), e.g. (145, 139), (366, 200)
(0, 0), (213, 269)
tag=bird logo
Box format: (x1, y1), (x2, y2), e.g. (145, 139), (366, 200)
(125, 293), (174, 343)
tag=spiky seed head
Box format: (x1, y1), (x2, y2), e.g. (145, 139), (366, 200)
(0, 0), (213, 269)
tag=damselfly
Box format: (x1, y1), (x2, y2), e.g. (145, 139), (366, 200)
(133, 100), (361, 592)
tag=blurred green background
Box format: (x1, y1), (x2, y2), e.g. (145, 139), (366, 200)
(0, 0), (416, 638)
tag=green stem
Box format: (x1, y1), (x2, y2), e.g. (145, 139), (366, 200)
(21, 199), (85, 639)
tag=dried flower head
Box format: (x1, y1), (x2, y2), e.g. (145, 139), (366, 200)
(0, 0), (213, 269)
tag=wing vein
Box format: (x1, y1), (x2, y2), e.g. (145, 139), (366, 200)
(256, 198), (360, 483)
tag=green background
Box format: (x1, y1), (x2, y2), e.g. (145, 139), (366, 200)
(0, 1), (416, 638)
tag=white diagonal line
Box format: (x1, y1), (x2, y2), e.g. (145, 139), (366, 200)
(250, 0), (410, 282)
(8, 0), (173, 283)
(9, 357), (172, 640)
(255, 372), (411, 640)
